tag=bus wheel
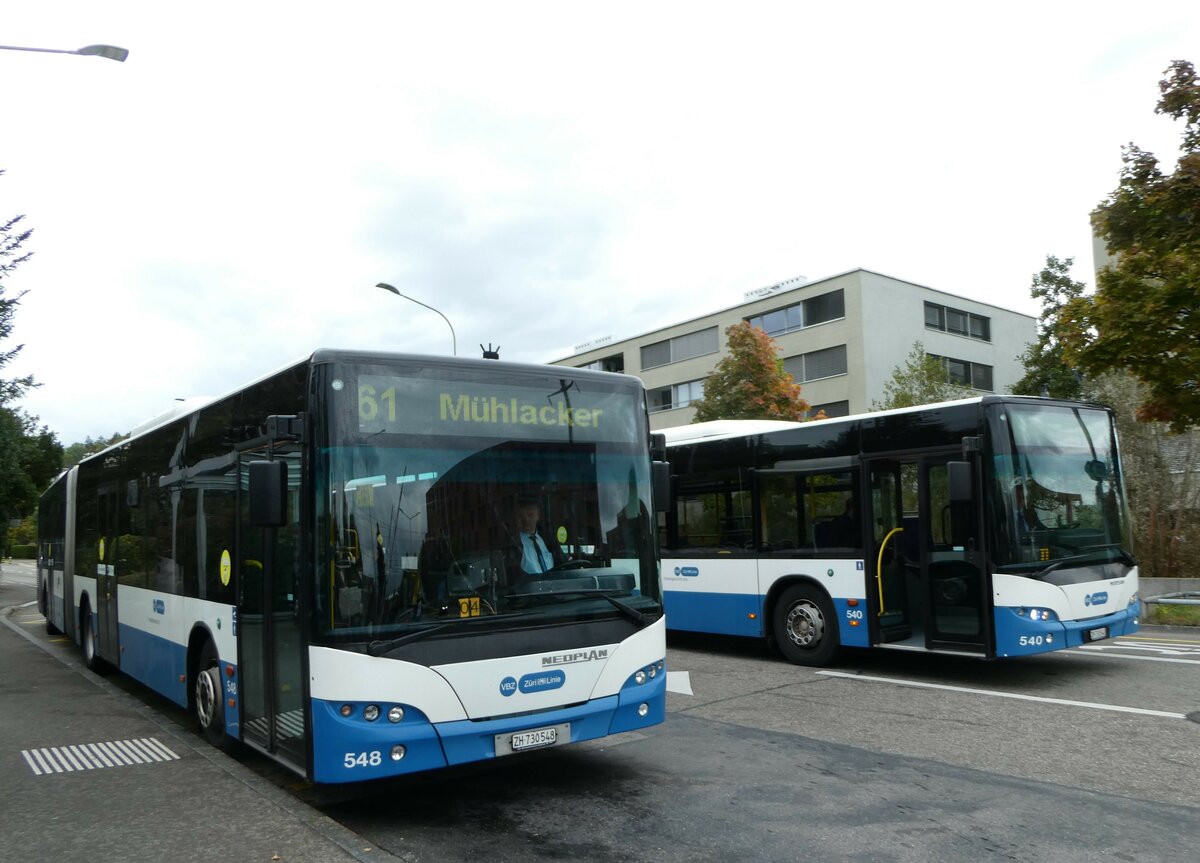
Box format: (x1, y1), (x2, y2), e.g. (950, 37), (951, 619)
(81, 604), (107, 673)
(774, 584), (839, 667)
(195, 641), (234, 752)
(43, 586), (60, 635)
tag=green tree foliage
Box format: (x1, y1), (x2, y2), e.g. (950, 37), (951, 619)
(1061, 60), (1200, 431)
(1, 170), (35, 406)
(690, 322), (811, 422)
(1, 169), (63, 519)
(873, 341), (973, 410)
(62, 432), (126, 467)
(1011, 255), (1086, 399)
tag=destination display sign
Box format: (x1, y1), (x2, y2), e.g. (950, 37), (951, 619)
(355, 374), (639, 443)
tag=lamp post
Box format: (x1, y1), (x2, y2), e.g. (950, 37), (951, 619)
(0, 43), (129, 62)
(376, 283), (457, 356)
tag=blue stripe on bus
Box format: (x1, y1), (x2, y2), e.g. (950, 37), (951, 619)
(665, 589), (872, 649)
(993, 603), (1140, 657)
(309, 669), (667, 784)
(831, 598), (871, 648)
(663, 591), (763, 638)
(116, 624), (241, 740)
(118, 623), (189, 708)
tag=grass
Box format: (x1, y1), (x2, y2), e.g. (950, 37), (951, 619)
(1145, 602), (1200, 626)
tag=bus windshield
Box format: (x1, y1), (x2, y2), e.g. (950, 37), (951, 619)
(991, 403), (1132, 572)
(313, 362), (661, 645)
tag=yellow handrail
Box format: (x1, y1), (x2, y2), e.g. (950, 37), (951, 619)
(876, 527), (904, 616)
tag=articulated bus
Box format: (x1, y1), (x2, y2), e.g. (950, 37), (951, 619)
(38, 350), (666, 783)
(658, 395), (1139, 665)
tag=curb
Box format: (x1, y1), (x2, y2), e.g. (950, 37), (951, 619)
(1, 602), (407, 863)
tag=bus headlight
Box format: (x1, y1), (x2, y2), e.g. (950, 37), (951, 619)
(363, 704), (380, 722)
(391, 745), (406, 761)
(339, 704), (354, 718)
(388, 706), (404, 723)
(635, 670), (647, 685)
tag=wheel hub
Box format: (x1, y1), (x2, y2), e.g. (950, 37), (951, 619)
(196, 667), (219, 730)
(786, 601), (824, 648)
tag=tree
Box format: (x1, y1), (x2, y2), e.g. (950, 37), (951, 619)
(1060, 60), (1200, 431)
(689, 322), (811, 422)
(1011, 255), (1086, 400)
(0, 407), (61, 521)
(1, 170), (35, 405)
(873, 341), (973, 410)
(1086, 372), (1200, 580)
(62, 432), (126, 468)
(0, 169), (62, 519)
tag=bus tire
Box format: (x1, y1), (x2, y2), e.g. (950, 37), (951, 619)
(773, 583), (839, 667)
(195, 640), (235, 752)
(80, 602), (107, 673)
(43, 585), (60, 635)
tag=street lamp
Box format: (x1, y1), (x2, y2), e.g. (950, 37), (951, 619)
(0, 43), (129, 62)
(376, 282), (457, 356)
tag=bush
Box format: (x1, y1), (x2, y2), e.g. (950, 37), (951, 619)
(8, 544), (35, 559)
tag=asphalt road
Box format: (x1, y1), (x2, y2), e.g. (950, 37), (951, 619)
(6, 558), (1199, 862)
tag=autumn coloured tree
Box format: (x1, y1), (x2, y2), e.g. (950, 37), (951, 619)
(1060, 60), (1200, 431)
(689, 322), (810, 422)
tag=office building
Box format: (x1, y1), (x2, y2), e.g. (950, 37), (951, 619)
(554, 268), (1036, 430)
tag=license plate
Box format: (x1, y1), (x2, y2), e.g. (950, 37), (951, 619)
(1085, 626), (1109, 642)
(496, 723), (569, 756)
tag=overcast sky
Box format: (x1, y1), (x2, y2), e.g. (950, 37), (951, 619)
(3, 2), (1198, 445)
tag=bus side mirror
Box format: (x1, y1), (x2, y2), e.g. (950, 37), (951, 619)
(652, 461), (671, 514)
(248, 460), (287, 527)
(947, 461), (973, 548)
(948, 461), (972, 503)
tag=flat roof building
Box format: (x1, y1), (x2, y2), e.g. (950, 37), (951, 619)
(552, 268), (1036, 430)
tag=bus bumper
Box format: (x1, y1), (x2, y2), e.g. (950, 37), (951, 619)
(309, 663), (666, 783)
(994, 602), (1140, 658)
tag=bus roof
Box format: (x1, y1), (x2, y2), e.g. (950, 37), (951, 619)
(658, 394), (1116, 449)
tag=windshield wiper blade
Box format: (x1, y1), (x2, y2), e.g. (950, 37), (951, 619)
(367, 623), (453, 656)
(1032, 546), (1135, 580)
(505, 588), (659, 627)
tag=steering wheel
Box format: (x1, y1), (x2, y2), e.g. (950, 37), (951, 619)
(551, 559), (591, 571)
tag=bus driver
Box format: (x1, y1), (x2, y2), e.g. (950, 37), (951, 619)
(515, 497), (557, 576)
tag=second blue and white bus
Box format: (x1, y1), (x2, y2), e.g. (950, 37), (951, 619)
(38, 349), (667, 782)
(658, 395), (1139, 665)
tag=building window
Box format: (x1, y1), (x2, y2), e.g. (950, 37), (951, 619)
(809, 400), (850, 419)
(929, 354), (994, 391)
(925, 302), (990, 342)
(747, 289), (845, 337)
(641, 327), (718, 370)
(578, 354), (624, 373)
(648, 379), (705, 413)
(783, 345), (848, 383)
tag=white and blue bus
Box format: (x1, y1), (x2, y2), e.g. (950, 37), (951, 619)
(658, 395), (1139, 665)
(38, 350), (666, 783)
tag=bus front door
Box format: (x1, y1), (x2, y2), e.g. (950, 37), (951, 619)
(239, 449), (308, 775)
(867, 457), (987, 653)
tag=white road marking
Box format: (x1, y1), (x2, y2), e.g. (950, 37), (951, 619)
(667, 671), (693, 695)
(816, 670), (1189, 719)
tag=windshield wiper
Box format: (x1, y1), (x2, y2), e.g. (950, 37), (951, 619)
(367, 622), (454, 656)
(1032, 545), (1135, 580)
(505, 588), (659, 627)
